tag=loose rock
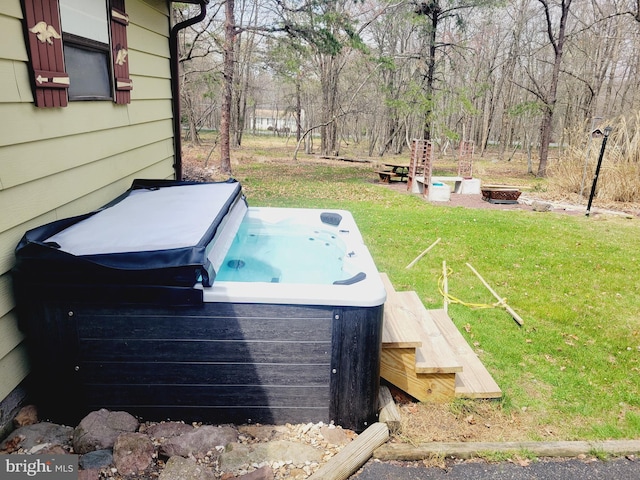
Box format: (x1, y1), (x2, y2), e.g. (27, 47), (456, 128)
(219, 440), (323, 474)
(113, 432), (154, 475)
(78, 470), (100, 480)
(238, 425), (289, 442)
(532, 201), (552, 212)
(159, 425), (238, 458)
(73, 409), (139, 454)
(159, 455), (217, 480)
(79, 449), (114, 470)
(319, 425), (351, 446)
(236, 465), (274, 479)
(14, 404), (38, 427)
(3, 411), (353, 480)
(33, 444), (68, 455)
(0, 422), (73, 452)
(145, 421), (194, 440)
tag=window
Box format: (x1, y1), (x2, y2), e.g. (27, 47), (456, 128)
(21, 0), (131, 107)
(60, 0), (112, 100)
(63, 42), (112, 100)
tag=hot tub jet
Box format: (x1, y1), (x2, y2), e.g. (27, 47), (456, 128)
(227, 259), (245, 270)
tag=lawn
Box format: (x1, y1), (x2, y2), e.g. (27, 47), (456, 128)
(187, 134), (640, 442)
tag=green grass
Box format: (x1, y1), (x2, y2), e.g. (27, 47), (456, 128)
(202, 135), (640, 441)
(477, 449), (538, 463)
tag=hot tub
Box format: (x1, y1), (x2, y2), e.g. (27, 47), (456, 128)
(13, 180), (385, 432)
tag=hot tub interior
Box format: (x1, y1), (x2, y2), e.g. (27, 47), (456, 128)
(13, 180), (385, 432)
(216, 208), (363, 285)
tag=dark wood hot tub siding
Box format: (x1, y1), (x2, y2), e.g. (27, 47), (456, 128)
(23, 301), (383, 432)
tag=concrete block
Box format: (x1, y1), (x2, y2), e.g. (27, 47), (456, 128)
(428, 182), (451, 202)
(460, 178), (481, 194)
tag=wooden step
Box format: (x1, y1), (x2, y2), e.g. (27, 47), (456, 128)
(428, 309), (502, 399)
(379, 273), (456, 402)
(380, 273), (421, 348)
(378, 274), (501, 402)
(395, 291), (462, 375)
(380, 347), (456, 403)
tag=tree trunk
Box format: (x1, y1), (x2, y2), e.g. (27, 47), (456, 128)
(536, 0), (572, 177)
(219, 0), (235, 175)
(295, 76), (302, 141)
(232, 3), (257, 148)
(498, 63), (516, 160)
(183, 96), (200, 144)
(233, 57), (250, 147)
(320, 54), (339, 155)
(422, 7), (438, 141)
(537, 106), (553, 176)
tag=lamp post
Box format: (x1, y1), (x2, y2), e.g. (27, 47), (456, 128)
(579, 116), (603, 197)
(585, 126), (612, 217)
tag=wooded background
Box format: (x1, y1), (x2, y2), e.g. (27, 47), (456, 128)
(173, 0), (640, 177)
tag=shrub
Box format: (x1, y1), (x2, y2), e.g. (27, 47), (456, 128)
(548, 113), (640, 203)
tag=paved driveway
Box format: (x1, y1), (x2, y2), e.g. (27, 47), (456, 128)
(353, 457), (640, 479)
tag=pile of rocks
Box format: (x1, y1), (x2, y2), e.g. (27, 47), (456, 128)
(0, 406), (355, 479)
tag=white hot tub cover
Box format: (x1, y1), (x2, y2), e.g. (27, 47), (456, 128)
(14, 179), (246, 300)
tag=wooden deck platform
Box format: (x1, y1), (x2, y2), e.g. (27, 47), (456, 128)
(380, 273), (501, 402)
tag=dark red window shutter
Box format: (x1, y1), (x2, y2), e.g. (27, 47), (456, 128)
(21, 0), (69, 108)
(110, 0), (132, 104)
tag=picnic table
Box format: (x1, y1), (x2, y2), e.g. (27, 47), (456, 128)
(375, 163), (410, 183)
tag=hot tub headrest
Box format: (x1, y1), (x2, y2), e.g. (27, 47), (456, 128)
(320, 212), (342, 226)
(333, 271), (367, 285)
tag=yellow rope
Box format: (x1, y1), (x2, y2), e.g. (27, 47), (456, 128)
(438, 268), (504, 310)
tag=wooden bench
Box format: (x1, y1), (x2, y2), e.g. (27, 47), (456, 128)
(376, 170), (407, 183)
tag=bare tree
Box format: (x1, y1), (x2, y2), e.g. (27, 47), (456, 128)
(219, 0), (237, 175)
(263, 37), (309, 141)
(173, 4), (219, 145)
(365, 3), (419, 155)
(528, 0), (573, 177)
(276, 0), (389, 156)
(411, 0), (497, 140)
(232, 0), (261, 147)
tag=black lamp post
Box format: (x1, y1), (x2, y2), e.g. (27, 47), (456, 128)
(585, 126), (612, 217)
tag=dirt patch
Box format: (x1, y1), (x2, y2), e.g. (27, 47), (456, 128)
(398, 402), (520, 443)
(386, 383), (541, 445)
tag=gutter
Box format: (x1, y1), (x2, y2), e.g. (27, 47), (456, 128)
(169, 0), (208, 180)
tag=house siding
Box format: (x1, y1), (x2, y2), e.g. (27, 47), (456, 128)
(0, 0), (175, 428)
